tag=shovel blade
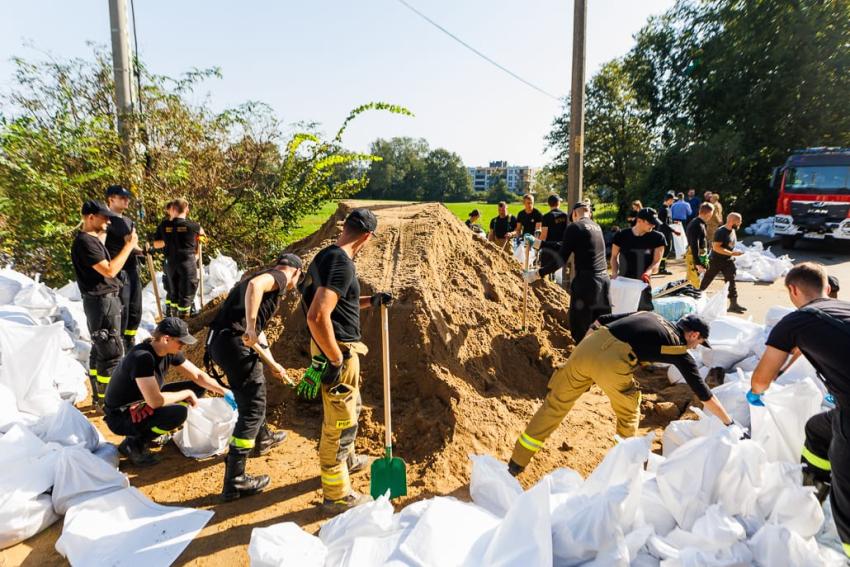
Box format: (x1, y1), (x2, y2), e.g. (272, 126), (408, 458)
(370, 456), (407, 500)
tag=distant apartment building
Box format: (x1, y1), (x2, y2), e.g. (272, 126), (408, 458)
(466, 161), (539, 194)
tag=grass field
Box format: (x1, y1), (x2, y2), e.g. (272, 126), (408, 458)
(282, 199), (620, 245)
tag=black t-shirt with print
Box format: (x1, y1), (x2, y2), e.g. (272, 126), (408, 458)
(489, 215), (516, 239)
(105, 341), (186, 410)
(211, 268), (290, 334)
(516, 208), (544, 236)
(154, 219), (173, 255)
(542, 209), (569, 242)
(612, 228), (667, 279)
(301, 245), (361, 342)
(71, 232), (120, 295)
(105, 214), (138, 273)
(166, 218), (201, 262)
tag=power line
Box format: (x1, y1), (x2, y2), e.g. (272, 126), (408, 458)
(392, 0), (561, 101)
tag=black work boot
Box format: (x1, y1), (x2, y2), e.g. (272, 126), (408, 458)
(728, 300), (747, 314)
(508, 460), (525, 477)
(118, 437), (160, 467)
(222, 451), (270, 502)
(250, 424), (287, 457)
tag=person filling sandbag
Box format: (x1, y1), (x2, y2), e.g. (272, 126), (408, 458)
(508, 312), (735, 476)
(748, 262), (850, 561)
(104, 317), (230, 467)
(206, 253), (302, 501)
(610, 208), (666, 312)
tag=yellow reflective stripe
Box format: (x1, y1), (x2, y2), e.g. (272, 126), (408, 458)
(844, 543), (850, 559)
(96, 374), (111, 384)
(151, 426), (171, 435)
(518, 432), (543, 453)
(321, 472), (347, 486)
(97, 392), (105, 398)
(229, 436), (255, 449)
(661, 345), (688, 355)
(123, 329), (137, 336)
(177, 305), (191, 312)
(89, 369), (97, 376)
(802, 446), (831, 471)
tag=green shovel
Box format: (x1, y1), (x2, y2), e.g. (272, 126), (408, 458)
(370, 303), (407, 499)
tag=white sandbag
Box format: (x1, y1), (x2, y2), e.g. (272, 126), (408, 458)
(751, 378), (822, 463)
(697, 284), (728, 323)
(755, 461), (804, 520)
(747, 524), (823, 567)
(512, 241), (537, 267)
(767, 484), (824, 539)
(248, 522), (327, 567)
(52, 446), (129, 515)
(56, 280), (82, 302)
(667, 364), (685, 385)
(41, 400), (100, 451)
(551, 483), (629, 565)
(656, 428), (735, 530)
(671, 222), (687, 259)
(0, 268), (34, 305)
(13, 280), (57, 319)
(469, 454), (522, 517)
(0, 319), (65, 415)
(0, 305), (38, 325)
(701, 316), (763, 370)
(0, 493), (60, 550)
(172, 397), (237, 459)
(0, 382), (21, 432)
(55, 486), (214, 567)
(639, 476), (677, 536)
(319, 494), (390, 554)
(396, 497), (499, 566)
(93, 442), (120, 468)
(661, 505), (748, 555)
(775, 354), (826, 398)
(715, 440), (767, 517)
(661, 408), (725, 456)
(765, 305), (794, 331)
(52, 352), (88, 404)
(341, 531), (406, 567)
(479, 476), (552, 567)
(711, 377), (752, 429)
(609, 277), (648, 315)
(539, 466), (583, 496)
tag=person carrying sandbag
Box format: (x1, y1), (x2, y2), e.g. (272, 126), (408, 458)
(104, 317), (229, 466)
(698, 212), (747, 314)
(207, 253), (302, 501)
(684, 202), (715, 288)
(749, 262), (850, 562)
(508, 312), (735, 476)
(296, 208), (393, 513)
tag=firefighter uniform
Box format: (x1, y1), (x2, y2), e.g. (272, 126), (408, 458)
(105, 210), (142, 351)
(165, 218), (202, 317)
(154, 217), (175, 315)
(511, 312), (714, 470)
(764, 299), (850, 559)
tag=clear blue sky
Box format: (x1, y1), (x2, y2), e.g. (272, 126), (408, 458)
(1, 0), (673, 167)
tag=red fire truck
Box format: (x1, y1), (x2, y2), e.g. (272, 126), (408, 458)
(773, 147), (850, 249)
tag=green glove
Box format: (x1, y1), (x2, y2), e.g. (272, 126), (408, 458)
(699, 254), (709, 268)
(297, 355), (327, 400)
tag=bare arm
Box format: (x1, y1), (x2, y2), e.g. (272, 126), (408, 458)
(136, 376), (197, 409)
(610, 244), (621, 278)
(646, 246), (664, 276)
(242, 272), (279, 347)
(307, 287), (345, 365)
(175, 360), (227, 396)
(92, 229), (138, 279)
(751, 346), (790, 394)
(702, 396), (733, 425)
(539, 226), (549, 241)
(359, 296), (373, 309)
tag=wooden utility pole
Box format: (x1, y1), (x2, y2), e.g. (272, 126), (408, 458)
(109, 0), (134, 166)
(567, 0), (587, 206)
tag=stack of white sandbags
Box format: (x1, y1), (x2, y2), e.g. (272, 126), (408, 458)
(734, 241), (793, 283)
(744, 217), (775, 238)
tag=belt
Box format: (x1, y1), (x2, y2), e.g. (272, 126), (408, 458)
(82, 290), (119, 298)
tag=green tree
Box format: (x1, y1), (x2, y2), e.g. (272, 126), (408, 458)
(361, 137), (429, 200)
(421, 148), (473, 202)
(485, 178), (516, 204)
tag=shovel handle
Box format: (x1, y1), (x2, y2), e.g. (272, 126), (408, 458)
(250, 343), (296, 388)
(198, 241), (204, 307)
(145, 252), (163, 321)
(522, 241), (531, 330)
(381, 303), (392, 452)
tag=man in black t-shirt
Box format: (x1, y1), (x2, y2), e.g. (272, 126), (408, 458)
(509, 312), (734, 476)
(684, 202), (714, 288)
(657, 193), (676, 275)
(71, 200), (138, 408)
(104, 317), (227, 467)
(207, 253), (302, 501)
(699, 212), (746, 313)
(515, 193), (543, 237)
(153, 201), (177, 315)
(538, 194), (569, 279)
(299, 208), (392, 513)
(488, 201), (516, 249)
(749, 263), (850, 559)
(154, 197), (204, 319)
(104, 185), (144, 351)
(525, 202), (611, 341)
(611, 208), (666, 311)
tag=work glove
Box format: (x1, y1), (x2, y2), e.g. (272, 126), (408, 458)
(129, 402), (155, 424)
(746, 389), (764, 407)
(727, 419), (750, 440)
(522, 269), (541, 284)
(641, 273), (651, 285)
(322, 360), (343, 387)
(522, 234), (535, 247)
(370, 292), (393, 307)
(223, 390), (237, 411)
(825, 393), (836, 407)
(700, 255), (709, 268)
(297, 355), (326, 400)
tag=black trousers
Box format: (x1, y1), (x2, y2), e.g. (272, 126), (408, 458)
(119, 269), (142, 344)
(803, 408), (850, 554)
(570, 272), (611, 343)
(699, 256), (738, 301)
(208, 330), (266, 454)
(104, 381), (206, 445)
(166, 256), (199, 315)
(82, 292), (123, 400)
(659, 226), (674, 266)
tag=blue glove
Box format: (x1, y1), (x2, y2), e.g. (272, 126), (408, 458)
(746, 389), (764, 407)
(223, 390), (237, 411)
(522, 233), (535, 247)
(825, 393), (836, 407)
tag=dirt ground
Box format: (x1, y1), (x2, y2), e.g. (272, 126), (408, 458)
(3, 203), (843, 566)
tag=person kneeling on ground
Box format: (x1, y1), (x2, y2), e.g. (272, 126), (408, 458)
(508, 312), (735, 476)
(207, 253), (303, 501)
(104, 317), (230, 467)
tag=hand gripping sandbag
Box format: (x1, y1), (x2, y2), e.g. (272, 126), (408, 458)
(172, 397), (237, 459)
(751, 378), (822, 463)
(609, 276), (648, 315)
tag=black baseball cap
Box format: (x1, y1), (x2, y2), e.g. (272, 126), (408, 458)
(105, 185), (132, 199)
(636, 207), (661, 226)
(155, 317), (197, 345)
(548, 194), (562, 207)
(81, 200), (120, 219)
(665, 191), (676, 200)
(573, 200), (591, 211)
(344, 208), (378, 234)
(677, 314), (711, 348)
(275, 252), (303, 270)
(828, 274), (840, 293)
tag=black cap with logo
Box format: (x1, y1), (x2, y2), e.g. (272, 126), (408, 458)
(81, 200), (120, 219)
(677, 314), (712, 348)
(344, 208), (378, 234)
(155, 317), (197, 345)
(105, 185), (132, 199)
(275, 252), (303, 270)
(636, 207), (661, 227)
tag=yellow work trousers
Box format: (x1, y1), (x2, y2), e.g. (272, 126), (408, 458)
(311, 340), (368, 500)
(685, 248), (702, 288)
(511, 327), (641, 468)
